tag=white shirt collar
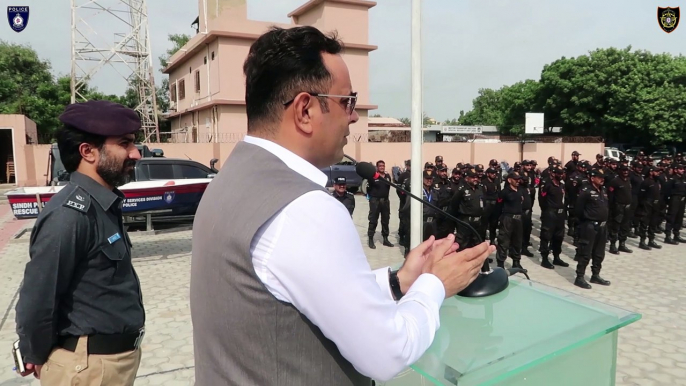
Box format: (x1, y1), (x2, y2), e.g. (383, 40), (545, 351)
(243, 135), (328, 187)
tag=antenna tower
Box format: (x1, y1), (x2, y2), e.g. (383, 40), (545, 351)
(70, 0), (160, 142)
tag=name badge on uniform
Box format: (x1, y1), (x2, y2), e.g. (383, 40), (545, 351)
(108, 233), (121, 244)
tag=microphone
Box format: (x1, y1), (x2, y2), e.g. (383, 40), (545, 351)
(356, 162), (523, 298)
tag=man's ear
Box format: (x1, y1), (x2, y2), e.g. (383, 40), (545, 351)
(293, 93), (314, 135)
(79, 143), (98, 164)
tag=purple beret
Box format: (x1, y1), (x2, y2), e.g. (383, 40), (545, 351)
(58, 100), (141, 136)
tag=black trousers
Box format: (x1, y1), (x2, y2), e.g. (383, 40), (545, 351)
(637, 202), (660, 240)
(575, 220), (607, 277)
(566, 203), (577, 235)
(368, 197), (390, 238)
(496, 214), (522, 263)
(481, 201), (498, 243)
(455, 215), (481, 252)
(608, 203), (631, 242)
(398, 196), (408, 236)
(436, 216), (456, 239)
(539, 209), (566, 257)
(628, 196), (639, 231)
(522, 209), (534, 249)
(665, 195), (686, 235)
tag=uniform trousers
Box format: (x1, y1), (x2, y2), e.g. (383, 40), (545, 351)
(513, 209), (533, 256)
(39, 336), (141, 386)
(575, 220), (607, 277)
(637, 201), (660, 240)
(496, 214), (522, 264)
(435, 216), (456, 239)
(397, 196), (408, 240)
(539, 209), (565, 257)
(566, 204), (577, 236)
(665, 195), (686, 236)
(455, 215), (482, 252)
(367, 197), (390, 238)
(608, 203), (631, 242)
(481, 200), (499, 244)
(628, 196), (639, 233)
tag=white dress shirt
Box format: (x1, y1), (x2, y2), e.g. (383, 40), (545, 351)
(244, 135), (446, 381)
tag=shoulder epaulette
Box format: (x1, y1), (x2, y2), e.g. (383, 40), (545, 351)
(62, 186), (91, 213)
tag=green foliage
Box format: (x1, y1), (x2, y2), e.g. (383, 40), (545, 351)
(453, 47), (686, 145)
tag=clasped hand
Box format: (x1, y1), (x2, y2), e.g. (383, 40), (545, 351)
(398, 234), (495, 298)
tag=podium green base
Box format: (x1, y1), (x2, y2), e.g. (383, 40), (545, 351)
(375, 277), (639, 386)
(378, 330), (618, 386)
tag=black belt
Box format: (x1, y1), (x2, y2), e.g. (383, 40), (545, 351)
(459, 215), (481, 222)
(505, 214), (522, 220)
(58, 329), (145, 355)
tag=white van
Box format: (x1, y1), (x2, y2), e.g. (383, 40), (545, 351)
(604, 147), (630, 161)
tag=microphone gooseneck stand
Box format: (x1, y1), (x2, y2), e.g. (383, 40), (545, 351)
(355, 162), (530, 297)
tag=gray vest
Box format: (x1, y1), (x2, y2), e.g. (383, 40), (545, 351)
(190, 141), (372, 386)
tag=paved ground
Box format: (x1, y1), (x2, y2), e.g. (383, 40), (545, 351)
(0, 195), (684, 385)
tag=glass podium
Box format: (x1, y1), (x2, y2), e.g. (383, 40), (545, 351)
(378, 276), (641, 386)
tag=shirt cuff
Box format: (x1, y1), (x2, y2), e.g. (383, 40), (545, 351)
(405, 273), (445, 305)
(373, 266), (394, 300)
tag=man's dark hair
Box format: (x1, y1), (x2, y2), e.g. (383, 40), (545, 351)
(243, 26), (343, 134)
(54, 125), (106, 172)
(376, 160), (385, 166)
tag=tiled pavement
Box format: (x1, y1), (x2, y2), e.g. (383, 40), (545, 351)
(0, 195), (684, 385)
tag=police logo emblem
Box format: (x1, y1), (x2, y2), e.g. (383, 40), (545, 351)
(7, 6), (29, 33)
(163, 191), (175, 204)
(658, 7), (679, 33)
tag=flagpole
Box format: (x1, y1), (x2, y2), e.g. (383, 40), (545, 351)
(410, 0), (423, 249)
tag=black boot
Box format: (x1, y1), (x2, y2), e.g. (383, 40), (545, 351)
(665, 235), (678, 245)
(648, 238), (662, 249)
(618, 241), (633, 253)
(574, 276), (592, 289)
(522, 248), (534, 257)
(675, 233), (686, 243)
(638, 238), (651, 250)
(497, 260), (505, 268)
(628, 230), (638, 239)
(609, 241), (619, 255)
(383, 237), (394, 247)
(590, 274), (611, 286)
(540, 255), (554, 269)
(552, 255), (569, 267)
(368, 237), (376, 249)
(512, 260), (523, 270)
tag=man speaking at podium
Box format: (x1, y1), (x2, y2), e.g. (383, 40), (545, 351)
(190, 26), (494, 386)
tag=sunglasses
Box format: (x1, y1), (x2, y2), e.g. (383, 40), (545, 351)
(284, 92), (358, 116)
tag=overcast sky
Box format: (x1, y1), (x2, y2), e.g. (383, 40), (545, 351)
(2, 0), (683, 121)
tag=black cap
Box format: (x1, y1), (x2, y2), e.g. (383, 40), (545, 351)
(424, 162), (435, 170)
(423, 170), (434, 179)
(435, 155), (443, 162)
(551, 166), (564, 174)
(618, 164), (629, 171)
(438, 164), (448, 171)
(404, 159), (411, 166)
(589, 168), (605, 178)
(334, 177), (346, 185)
(489, 159), (498, 165)
(474, 165), (484, 173)
(596, 154), (603, 159)
(507, 172), (522, 180)
(452, 167), (460, 174)
(464, 168), (478, 177)
(486, 167), (497, 174)
(58, 100), (141, 136)
(572, 151), (580, 155)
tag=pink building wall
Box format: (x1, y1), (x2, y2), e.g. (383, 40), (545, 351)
(163, 0), (377, 144)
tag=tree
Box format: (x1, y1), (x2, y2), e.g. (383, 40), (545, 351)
(458, 88), (505, 127)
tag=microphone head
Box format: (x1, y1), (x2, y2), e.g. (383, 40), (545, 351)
(356, 161), (377, 180)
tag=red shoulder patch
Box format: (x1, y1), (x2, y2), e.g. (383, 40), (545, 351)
(541, 192), (547, 197)
(497, 198), (503, 203)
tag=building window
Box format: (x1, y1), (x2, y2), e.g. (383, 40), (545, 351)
(170, 82), (177, 102)
(195, 70), (200, 93)
(204, 56), (207, 64)
(179, 79), (186, 100)
(211, 51), (215, 60)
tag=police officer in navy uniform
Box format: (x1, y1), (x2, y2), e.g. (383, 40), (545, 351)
(396, 160), (411, 245)
(15, 101), (145, 385)
(495, 172), (525, 270)
(434, 164), (456, 238)
(450, 168), (484, 251)
(366, 160), (393, 249)
(663, 163), (686, 244)
(574, 168), (611, 289)
(331, 176), (355, 216)
(538, 166), (569, 268)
